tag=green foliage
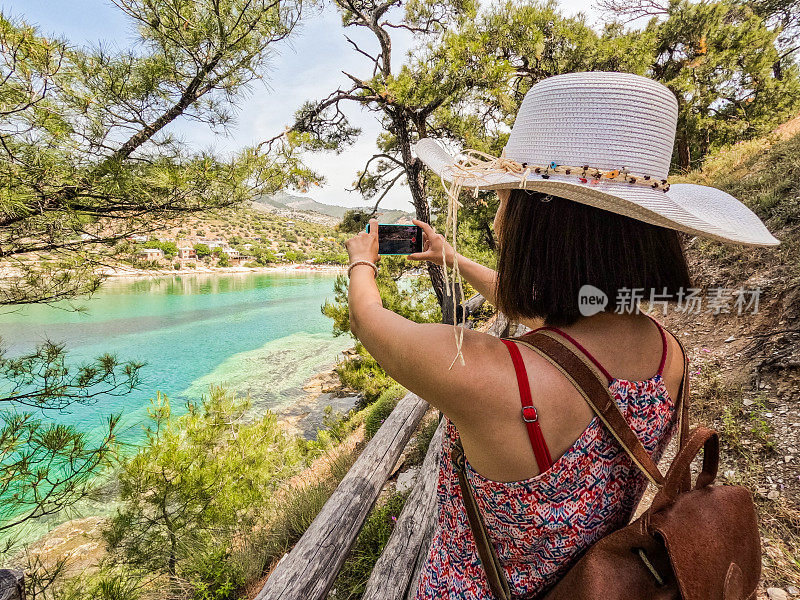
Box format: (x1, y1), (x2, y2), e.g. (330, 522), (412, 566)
(0, 341), (142, 547)
(144, 240), (178, 257)
(253, 246), (278, 265)
(193, 243), (212, 258)
(364, 383), (407, 438)
(104, 388), (308, 583)
(643, 0), (800, 169)
(52, 568), (144, 600)
(308, 405), (365, 449)
(0, 0), (318, 305)
(322, 257), (441, 338)
(333, 343), (396, 403)
(338, 209), (371, 233)
(188, 549), (244, 600)
(310, 250), (349, 265)
(217, 253), (230, 267)
(284, 249), (307, 262)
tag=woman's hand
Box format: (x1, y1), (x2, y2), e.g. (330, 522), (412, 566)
(344, 218), (380, 265)
(407, 219), (455, 267)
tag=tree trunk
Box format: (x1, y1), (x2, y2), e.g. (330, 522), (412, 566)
(675, 125), (691, 172)
(440, 279), (464, 326)
(393, 115), (450, 317)
(482, 223), (496, 251)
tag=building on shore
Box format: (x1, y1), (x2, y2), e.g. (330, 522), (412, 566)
(178, 246), (196, 260)
(137, 248), (164, 262)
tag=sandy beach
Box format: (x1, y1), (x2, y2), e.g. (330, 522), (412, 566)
(95, 262), (347, 278)
(0, 262), (346, 280)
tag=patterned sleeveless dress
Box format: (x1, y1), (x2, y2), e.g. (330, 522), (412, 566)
(414, 323), (679, 599)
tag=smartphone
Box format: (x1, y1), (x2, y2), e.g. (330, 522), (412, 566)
(365, 223), (424, 255)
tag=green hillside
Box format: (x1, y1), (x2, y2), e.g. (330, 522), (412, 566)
(115, 204), (350, 269)
(668, 117), (800, 589)
(256, 190), (414, 224)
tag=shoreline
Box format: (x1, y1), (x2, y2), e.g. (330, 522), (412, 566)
(275, 345), (360, 439)
(98, 263), (347, 279)
(0, 262), (347, 281)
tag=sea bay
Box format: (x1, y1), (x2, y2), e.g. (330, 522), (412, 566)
(0, 271), (355, 445)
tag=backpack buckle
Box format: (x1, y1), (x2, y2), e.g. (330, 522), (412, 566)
(521, 406), (539, 423)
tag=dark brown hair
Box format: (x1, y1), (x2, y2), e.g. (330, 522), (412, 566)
(494, 189), (692, 326)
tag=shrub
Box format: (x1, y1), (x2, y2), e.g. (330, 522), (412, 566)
(104, 389), (308, 584)
(53, 568), (143, 600)
(187, 548), (244, 600)
(364, 383), (406, 438)
(334, 344), (395, 403)
(194, 243), (212, 258)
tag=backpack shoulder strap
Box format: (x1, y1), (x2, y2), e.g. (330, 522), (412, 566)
(671, 330), (690, 451)
(512, 329), (666, 487)
(450, 324), (691, 599)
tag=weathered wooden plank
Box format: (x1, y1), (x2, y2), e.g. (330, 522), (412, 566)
(361, 418), (445, 600)
(0, 570), (24, 600)
(253, 392), (430, 600)
(487, 311), (511, 337)
(462, 293), (485, 320)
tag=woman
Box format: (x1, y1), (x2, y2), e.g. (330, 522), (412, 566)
(343, 72), (777, 599)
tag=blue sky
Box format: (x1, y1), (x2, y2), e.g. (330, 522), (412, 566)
(4, 0), (598, 212)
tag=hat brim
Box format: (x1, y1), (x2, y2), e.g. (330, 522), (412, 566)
(414, 138), (779, 247)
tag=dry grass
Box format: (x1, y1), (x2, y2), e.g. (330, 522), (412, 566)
(691, 357), (800, 590)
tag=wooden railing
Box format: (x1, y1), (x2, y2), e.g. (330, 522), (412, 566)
(254, 295), (512, 600)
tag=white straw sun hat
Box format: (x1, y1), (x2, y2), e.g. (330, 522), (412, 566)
(414, 71), (779, 247)
(413, 71), (778, 368)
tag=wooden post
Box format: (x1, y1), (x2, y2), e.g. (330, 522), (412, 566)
(254, 392), (429, 600)
(0, 570), (24, 600)
(361, 419), (445, 600)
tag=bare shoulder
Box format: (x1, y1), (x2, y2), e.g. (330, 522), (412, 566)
(372, 323), (517, 422)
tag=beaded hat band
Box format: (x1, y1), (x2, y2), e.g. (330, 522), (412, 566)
(450, 150), (671, 192)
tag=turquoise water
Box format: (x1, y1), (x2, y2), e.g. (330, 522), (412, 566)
(0, 271), (354, 445)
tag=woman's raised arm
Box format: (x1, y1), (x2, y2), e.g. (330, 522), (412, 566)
(344, 219), (505, 423)
(407, 219), (499, 307)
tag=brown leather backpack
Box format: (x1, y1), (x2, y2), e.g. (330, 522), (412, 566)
(450, 329), (761, 600)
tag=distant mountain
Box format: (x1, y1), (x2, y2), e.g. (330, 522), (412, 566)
(255, 191), (414, 225)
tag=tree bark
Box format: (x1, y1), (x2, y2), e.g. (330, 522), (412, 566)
(393, 114), (450, 317)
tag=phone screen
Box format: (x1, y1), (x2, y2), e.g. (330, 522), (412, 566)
(366, 224), (423, 255)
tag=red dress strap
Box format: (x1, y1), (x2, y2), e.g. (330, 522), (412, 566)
(500, 339), (554, 473)
(525, 326), (614, 382)
(525, 316), (669, 380)
(643, 313), (669, 376)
